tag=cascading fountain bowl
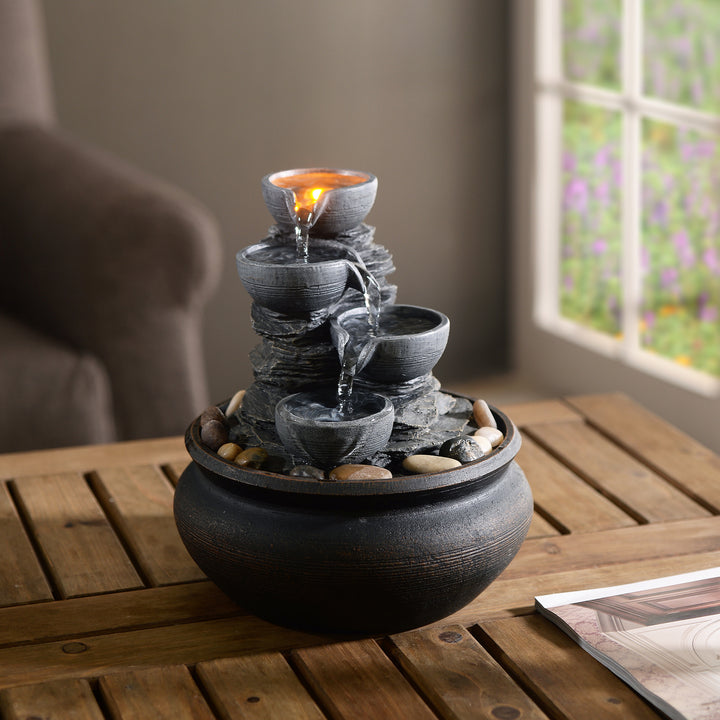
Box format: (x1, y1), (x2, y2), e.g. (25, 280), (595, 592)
(275, 389), (394, 468)
(262, 168), (378, 236)
(331, 304), (450, 383)
(236, 239), (363, 314)
(174, 400), (532, 635)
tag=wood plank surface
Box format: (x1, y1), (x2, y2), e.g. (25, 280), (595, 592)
(499, 399), (583, 427)
(99, 665), (215, 720)
(0, 582), (241, 648)
(0, 436), (186, 481)
(501, 515), (720, 580)
(389, 623), (549, 720)
(479, 615), (662, 719)
(519, 435), (636, 533)
(444, 549), (720, 625)
(292, 639), (437, 720)
(0, 614), (332, 690)
(526, 511), (560, 538)
(197, 652), (326, 720)
(526, 420), (710, 523)
(11, 472), (143, 598)
(567, 393), (720, 510)
(91, 465), (205, 586)
(0, 481), (53, 607)
(0, 677), (104, 720)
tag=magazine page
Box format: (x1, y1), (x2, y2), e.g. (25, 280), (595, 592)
(536, 567), (720, 720)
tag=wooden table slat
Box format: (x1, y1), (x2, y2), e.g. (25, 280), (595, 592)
(0, 436), (186, 481)
(197, 653), (326, 720)
(0, 615), (331, 691)
(0, 678), (105, 720)
(0, 481), (53, 607)
(526, 511), (561, 539)
(480, 615), (662, 719)
(526, 420), (711, 523)
(389, 623), (550, 720)
(91, 465), (205, 586)
(567, 393), (720, 510)
(498, 399), (584, 427)
(519, 435), (637, 533)
(292, 639), (437, 720)
(12, 472), (143, 598)
(99, 665), (215, 720)
(0, 581), (241, 649)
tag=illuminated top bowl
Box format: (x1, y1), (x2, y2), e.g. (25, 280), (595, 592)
(262, 168), (378, 236)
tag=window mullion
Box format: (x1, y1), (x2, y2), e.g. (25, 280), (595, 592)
(621, 0), (642, 357)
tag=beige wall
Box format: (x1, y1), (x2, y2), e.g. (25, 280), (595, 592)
(42, 0), (510, 403)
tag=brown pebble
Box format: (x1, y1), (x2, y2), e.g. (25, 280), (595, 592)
(329, 464), (393, 481)
(235, 447), (268, 469)
(402, 455), (461, 474)
(200, 405), (227, 427)
(472, 399), (497, 429)
(200, 420), (228, 451)
(217, 442), (242, 461)
(225, 389), (246, 417)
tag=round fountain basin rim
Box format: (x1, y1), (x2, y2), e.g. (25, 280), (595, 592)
(334, 304), (450, 340)
(277, 391), (393, 429)
(263, 168), (376, 191)
(186, 394), (521, 498)
(237, 239), (358, 269)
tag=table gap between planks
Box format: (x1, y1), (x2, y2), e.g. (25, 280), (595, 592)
(0, 393), (718, 720)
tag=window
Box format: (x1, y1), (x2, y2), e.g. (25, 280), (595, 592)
(533, 0), (720, 395)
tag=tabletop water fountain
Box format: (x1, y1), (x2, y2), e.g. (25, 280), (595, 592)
(174, 168), (533, 634)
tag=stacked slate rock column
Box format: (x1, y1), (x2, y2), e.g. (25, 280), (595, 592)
(230, 222), (472, 471)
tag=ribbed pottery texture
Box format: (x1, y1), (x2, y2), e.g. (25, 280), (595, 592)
(174, 400), (533, 634)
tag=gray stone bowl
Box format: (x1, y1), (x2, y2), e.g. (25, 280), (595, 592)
(330, 304), (450, 383)
(236, 239), (362, 314)
(275, 390), (394, 468)
(262, 168), (378, 236)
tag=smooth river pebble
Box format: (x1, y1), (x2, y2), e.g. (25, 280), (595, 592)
(474, 426), (504, 447)
(329, 464), (393, 481)
(200, 405), (227, 428)
(439, 436), (483, 463)
(469, 434), (493, 454)
(235, 447), (268, 469)
(402, 455), (462, 474)
(472, 399), (497, 429)
(217, 442), (242, 461)
(200, 420), (228, 451)
(225, 389), (246, 417)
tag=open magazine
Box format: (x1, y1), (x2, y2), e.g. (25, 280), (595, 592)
(535, 567), (720, 720)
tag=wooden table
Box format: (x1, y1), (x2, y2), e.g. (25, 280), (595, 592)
(1, 392), (719, 719)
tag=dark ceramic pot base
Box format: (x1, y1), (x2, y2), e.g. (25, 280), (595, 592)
(174, 402), (533, 635)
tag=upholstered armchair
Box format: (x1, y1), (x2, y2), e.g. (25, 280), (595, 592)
(0, 0), (222, 452)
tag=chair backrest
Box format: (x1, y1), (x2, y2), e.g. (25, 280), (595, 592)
(0, 0), (54, 128)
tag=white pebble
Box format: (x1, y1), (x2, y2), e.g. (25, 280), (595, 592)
(472, 399), (497, 429)
(474, 426), (504, 447)
(469, 434), (492, 455)
(226, 389), (246, 416)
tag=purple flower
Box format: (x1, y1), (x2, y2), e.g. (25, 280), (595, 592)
(644, 310), (656, 328)
(661, 267), (678, 288)
(565, 177), (589, 213)
(673, 230), (695, 268)
(564, 275), (574, 291)
(703, 247), (720, 275)
(651, 200), (668, 225)
(699, 306), (718, 323)
(592, 239), (608, 256)
(563, 151), (576, 172)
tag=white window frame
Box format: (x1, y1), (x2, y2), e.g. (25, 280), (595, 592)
(512, 0), (720, 451)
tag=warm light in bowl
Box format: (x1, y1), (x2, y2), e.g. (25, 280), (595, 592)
(271, 171), (368, 226)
